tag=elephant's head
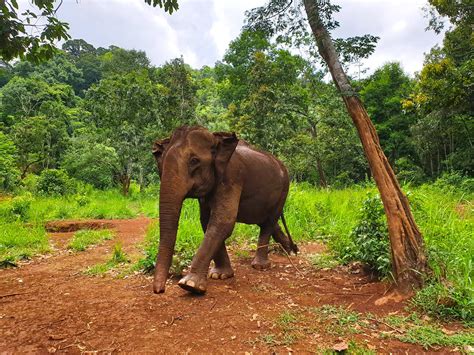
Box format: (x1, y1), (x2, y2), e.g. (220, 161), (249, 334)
(151, 126), (238, 293)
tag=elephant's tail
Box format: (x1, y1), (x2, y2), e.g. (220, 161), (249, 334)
(281, 212), (298, 254)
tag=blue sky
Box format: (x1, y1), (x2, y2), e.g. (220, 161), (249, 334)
(48, 0), (444, 76)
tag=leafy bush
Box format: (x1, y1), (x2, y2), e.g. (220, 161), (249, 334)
(347, 193), (391, 277)
(36, 169), (76, 196)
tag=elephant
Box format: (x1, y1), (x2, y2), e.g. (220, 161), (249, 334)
(152, 125), (298, 294)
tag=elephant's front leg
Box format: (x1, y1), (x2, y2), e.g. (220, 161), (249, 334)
(178, 186), (241, 294)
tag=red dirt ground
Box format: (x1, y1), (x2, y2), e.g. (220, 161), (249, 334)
(0, 218), (461, 353)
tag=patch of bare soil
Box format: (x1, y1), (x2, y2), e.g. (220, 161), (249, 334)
(0, 218), (456, 353)
(45, 220), (116, 233)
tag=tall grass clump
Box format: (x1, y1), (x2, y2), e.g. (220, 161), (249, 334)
(284, 182), (369, 244)
(0, 222), (49, 266)
(410, 178), (473, 322)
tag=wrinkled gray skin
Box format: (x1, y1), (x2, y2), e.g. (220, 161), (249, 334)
(152, 126), (298, 294)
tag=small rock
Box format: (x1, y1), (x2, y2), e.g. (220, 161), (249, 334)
(231, 335), (236, 340)
(464, 345), (474, 353)
(333, 341), (348, 352)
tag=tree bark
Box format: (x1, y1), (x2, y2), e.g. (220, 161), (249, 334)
(119, 174), (131, 196)
(303, 0), (428, 292)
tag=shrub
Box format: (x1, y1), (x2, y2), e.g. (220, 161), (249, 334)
(347, 193), (391, 277)
(36, 169), (76, 196)
(9, 194), (32, 221)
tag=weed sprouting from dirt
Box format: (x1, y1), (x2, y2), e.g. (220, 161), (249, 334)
(85, 242), (131, 276)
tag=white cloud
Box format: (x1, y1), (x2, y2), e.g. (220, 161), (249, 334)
(51, 0), (442, 75)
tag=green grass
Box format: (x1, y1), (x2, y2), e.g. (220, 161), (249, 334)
(1, 180), (472, 322)
(308, 252), (339, 270)
(0, 222), (49, 266)
(0, 189), (158, 224)
(381, 313), (474, 349)
(68, 229), (114, 251)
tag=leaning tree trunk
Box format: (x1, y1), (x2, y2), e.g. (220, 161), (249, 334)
(303, 0), (428, 292)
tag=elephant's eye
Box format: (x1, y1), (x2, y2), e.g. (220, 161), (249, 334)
(189, 157), (200, 167)
(188, 157), (200, 176)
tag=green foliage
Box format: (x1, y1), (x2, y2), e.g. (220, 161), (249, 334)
(144, 0), (179, 14)
(433, 171), (474, 194)
(68, 229), (113, 252)
(0, 222), (49, 265)
(0, 131), (19, 190)
(360, 62), (416, 164)
(62, 139), (119, 189)
(347, 193), (391, 277)
(36, 169), (75, 196)
(0, 0), (70, 62)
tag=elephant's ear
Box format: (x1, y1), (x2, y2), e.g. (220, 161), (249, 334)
(152, 137), (170, 176)
(213, 132), (238, 183)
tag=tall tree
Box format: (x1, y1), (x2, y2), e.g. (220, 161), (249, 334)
(246, 0), (428, 291)
(85, 70), (164, 194)
(1, 0), (178, 62)
(405, 1), (473, 176)
(360, 62), (416, 165)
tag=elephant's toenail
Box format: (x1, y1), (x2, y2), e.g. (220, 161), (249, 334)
(186, 280), (195, 288)
(211, 273), (218, 279)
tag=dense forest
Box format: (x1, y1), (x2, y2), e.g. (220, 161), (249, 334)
(0, 1), (473, 351)
(1, 8), (471, 195)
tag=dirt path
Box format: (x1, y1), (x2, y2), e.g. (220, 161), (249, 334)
(0, 218), (453, 353)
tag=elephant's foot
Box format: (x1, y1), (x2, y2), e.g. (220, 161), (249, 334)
(209, 266), (234, 280)
(251, 257), (271, 270)
(178, 273), (207, 294)
(153, 274), (167, 294)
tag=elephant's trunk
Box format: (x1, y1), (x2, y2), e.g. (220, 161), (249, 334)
(153, 172), (187, 293)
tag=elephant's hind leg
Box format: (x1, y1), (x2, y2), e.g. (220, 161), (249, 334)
(272, 223), (297, 254)
(251, 224), (273, 270)
(209, 242), (234, 280)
